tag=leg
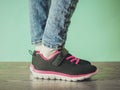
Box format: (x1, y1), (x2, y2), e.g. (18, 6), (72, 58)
(42, 0), (78, 49)
(29, 0), (51, 45)
(30, 0), (98, 81)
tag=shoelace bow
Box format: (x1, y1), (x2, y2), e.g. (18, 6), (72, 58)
(66, 55), (80, 64)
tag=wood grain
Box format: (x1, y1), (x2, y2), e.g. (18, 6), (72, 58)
(0, 62), (120, 90)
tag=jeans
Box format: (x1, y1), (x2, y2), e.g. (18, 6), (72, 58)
(29, 0), (78, 49)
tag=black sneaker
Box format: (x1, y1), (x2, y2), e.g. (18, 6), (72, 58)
(30, 49), (98, 81)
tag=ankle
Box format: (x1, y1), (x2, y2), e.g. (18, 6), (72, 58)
(35, 44), (58, 59)
(35, 42), (42, 51)
(36, 50), (60, 60)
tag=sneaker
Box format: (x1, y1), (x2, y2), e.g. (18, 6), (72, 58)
(30, 48), (98, 81)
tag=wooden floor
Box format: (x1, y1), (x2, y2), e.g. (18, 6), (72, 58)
(0, 62), (120, 90)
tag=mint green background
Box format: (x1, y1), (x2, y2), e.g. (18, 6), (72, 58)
(0, 0), (120, 62)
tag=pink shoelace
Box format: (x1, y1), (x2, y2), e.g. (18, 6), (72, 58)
(66, 55), (80, 64)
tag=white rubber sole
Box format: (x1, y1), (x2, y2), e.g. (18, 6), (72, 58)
(30, 64), (98, 82)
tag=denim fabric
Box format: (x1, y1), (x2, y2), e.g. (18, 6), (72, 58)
(29, 0), (78, 49)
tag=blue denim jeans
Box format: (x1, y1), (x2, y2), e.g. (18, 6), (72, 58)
(29, 0), (78, 49)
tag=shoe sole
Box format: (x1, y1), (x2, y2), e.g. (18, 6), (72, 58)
(30, 64), (98, 81)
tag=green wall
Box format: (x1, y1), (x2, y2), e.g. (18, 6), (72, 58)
(0, 0), (120, 62)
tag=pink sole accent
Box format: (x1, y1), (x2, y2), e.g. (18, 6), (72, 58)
(30, 64), (98, 78)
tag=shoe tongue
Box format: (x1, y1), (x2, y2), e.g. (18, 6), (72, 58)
(52, 48), (69, 66)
